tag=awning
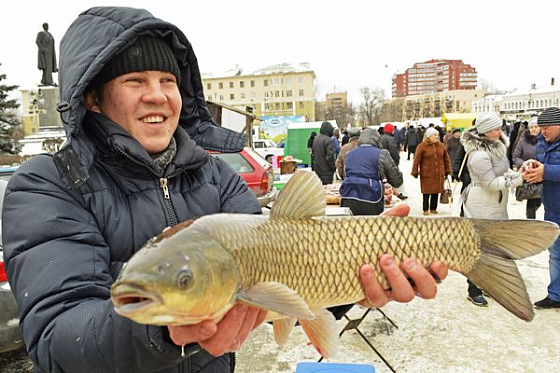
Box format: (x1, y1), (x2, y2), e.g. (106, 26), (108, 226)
(441, 113), (477, 129)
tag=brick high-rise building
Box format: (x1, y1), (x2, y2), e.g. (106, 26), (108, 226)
(392, 59), (477, 98)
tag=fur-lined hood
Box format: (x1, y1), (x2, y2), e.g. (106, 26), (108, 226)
(461, 127), (509, 158)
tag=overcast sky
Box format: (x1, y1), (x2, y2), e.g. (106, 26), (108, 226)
(2, 0), (559, 104)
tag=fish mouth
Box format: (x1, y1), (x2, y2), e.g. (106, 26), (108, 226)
(111, 283), (163, 315)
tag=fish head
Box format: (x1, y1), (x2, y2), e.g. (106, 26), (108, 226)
(111, 222), (239, 326)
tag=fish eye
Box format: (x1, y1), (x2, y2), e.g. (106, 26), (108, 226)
(176, 268), (193, 290)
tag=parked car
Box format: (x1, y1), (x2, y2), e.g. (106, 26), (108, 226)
(0, 169), (24, 354)
(210, 148), (276, 207)
(252, 139), (284, 164)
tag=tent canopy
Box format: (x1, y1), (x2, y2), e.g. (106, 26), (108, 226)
(441, 113), (477, 129)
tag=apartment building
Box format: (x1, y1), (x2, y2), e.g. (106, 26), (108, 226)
(202, 62), (316, 121)
(325, 91), (347, 112)
(392, 59), (477, 98)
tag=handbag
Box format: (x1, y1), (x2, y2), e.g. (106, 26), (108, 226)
(515, 181), (542, 201)
(440, 177), (453, 204)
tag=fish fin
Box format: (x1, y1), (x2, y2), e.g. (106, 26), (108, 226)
(273, 317), (297, 345)
(299, 308), (339, 359)
(466, 253), (534, 321)
(270, 170), (326, 219)
(474, 219), (558, 259)
(467, 219), (558, 321)
(237, 282), (315, 320)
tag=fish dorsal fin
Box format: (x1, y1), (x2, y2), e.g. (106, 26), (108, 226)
(237, 282), (316, 320)
(273, 317), (297, 345)
(270, 170), (326, 219)
(299, 308), (339, 359)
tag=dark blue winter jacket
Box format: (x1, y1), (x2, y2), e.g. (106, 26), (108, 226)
(536, 135), (560, 225)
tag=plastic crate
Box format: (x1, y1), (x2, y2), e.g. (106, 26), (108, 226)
(295, 362), (375, 373)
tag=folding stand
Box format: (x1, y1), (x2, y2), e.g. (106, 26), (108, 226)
(318, 308), (399, 373)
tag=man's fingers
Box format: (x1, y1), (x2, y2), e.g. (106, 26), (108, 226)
(199, 304), (247, 356)
(429, 261), (449, 282)
(167, 320), (216, 346)
(380, 255), (415, 303)
(359, 263), (389, 308)
(232, 307), (260, 351)
(403, 258), (437, 299)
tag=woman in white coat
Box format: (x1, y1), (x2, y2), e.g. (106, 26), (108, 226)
(460, 113), (523, 306)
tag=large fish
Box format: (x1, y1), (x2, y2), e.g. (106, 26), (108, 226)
(111, 170), (558, 358)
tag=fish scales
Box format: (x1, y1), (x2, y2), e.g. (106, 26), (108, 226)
(205, 215), (480, 308)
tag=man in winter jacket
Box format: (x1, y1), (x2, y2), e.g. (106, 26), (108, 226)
(2, 7), (448, 373)
(312, 121), (336, 184)
(380, 123), (400, 166)
(523, 107), (560, 309)
(336, 127), (361, 179)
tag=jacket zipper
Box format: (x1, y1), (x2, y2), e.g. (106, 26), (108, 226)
(159, 177), (178, 226)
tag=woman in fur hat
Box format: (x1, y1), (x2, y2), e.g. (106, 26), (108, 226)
(460, 113), (524, 306)
(513, 118), (542, 219)
(411, 127), (451, 215)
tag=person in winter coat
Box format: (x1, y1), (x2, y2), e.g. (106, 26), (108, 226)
(523, 107), (560, 309)
(340, 128), (405, 215)
(336, 127), (361, 179)
(513, 117), (542, 219)
(307, 131), (317, 169)
(380, 123), (400, 166)
(446, 128), (462, 168)
(3, 9), (450, 372)
(461, 113), (523, 307)
(404, 125), (421, 160)
(312, 121), (336, 184)
(411, 127), (451, 215)
(332, 127), (341, 159)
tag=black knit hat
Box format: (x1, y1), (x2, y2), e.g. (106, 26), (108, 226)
(538, 107), (560, 126)
(90, 35), (180, 90)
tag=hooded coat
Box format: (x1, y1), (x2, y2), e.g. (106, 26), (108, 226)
(312, 122), (336, 183)
(460, 127), (517, 219)
(3, 7), (259, 373)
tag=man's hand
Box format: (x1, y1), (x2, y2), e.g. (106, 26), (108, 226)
(358, 204), (449, 308)
(522, 160), (545, 183)
(167, 304), (268, 357)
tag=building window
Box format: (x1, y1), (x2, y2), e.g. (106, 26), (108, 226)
(264, 92), (269, 98)
(241, 93), (245, 99)
(219, 95), (224, 101)
(299, 89), (304, 96)
(275, 103), (280, 109)
(264, 103), (269, 110)
(207, 95), (212, 101)
(264, 79), (269, 87)
(240, 81), (244, 88)
(286, 77), (292, 84)
(287, 102), (293, 109)
(229, 82), (234, 89)
(219, 82), (223, 89)
(299, 102), (304, 108)
(286, 90), (292, 97)
(250, 80), (255, 87)
(299, 77), (304, 83)
(275, 91), (280, 97)
(251, 92), (256, 99)
(230, 94), (235, 100)
(207, 83), (212, 90)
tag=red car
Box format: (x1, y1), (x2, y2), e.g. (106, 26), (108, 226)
(210, 148), (276, 207)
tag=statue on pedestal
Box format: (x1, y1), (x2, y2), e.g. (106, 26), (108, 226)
(36, 23), (58, 86)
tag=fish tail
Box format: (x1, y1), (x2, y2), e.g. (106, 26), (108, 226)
(467, 219), (559, 321)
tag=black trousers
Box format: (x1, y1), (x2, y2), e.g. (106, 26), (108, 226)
(407, 145), (417, 160)
(422, 193), (438, 212)
(526, 198), (542, 219)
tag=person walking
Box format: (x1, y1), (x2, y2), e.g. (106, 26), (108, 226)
(307, 131), (317, 169)
(513, 117), (542, 219)
(380, 123), (400, 166)
(404, 125), (421, 160)
(312, 121), (336, 184)
(523, 107), (560, 309)
(461, 113), (523, 307)
(411, 127), (451, 215)
(446, 128), (462, 168)
(340, 128), (405, 215)
(336, 127), (361, 179)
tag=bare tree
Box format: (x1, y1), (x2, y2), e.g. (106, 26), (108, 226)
(359, 87), (385, 127)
